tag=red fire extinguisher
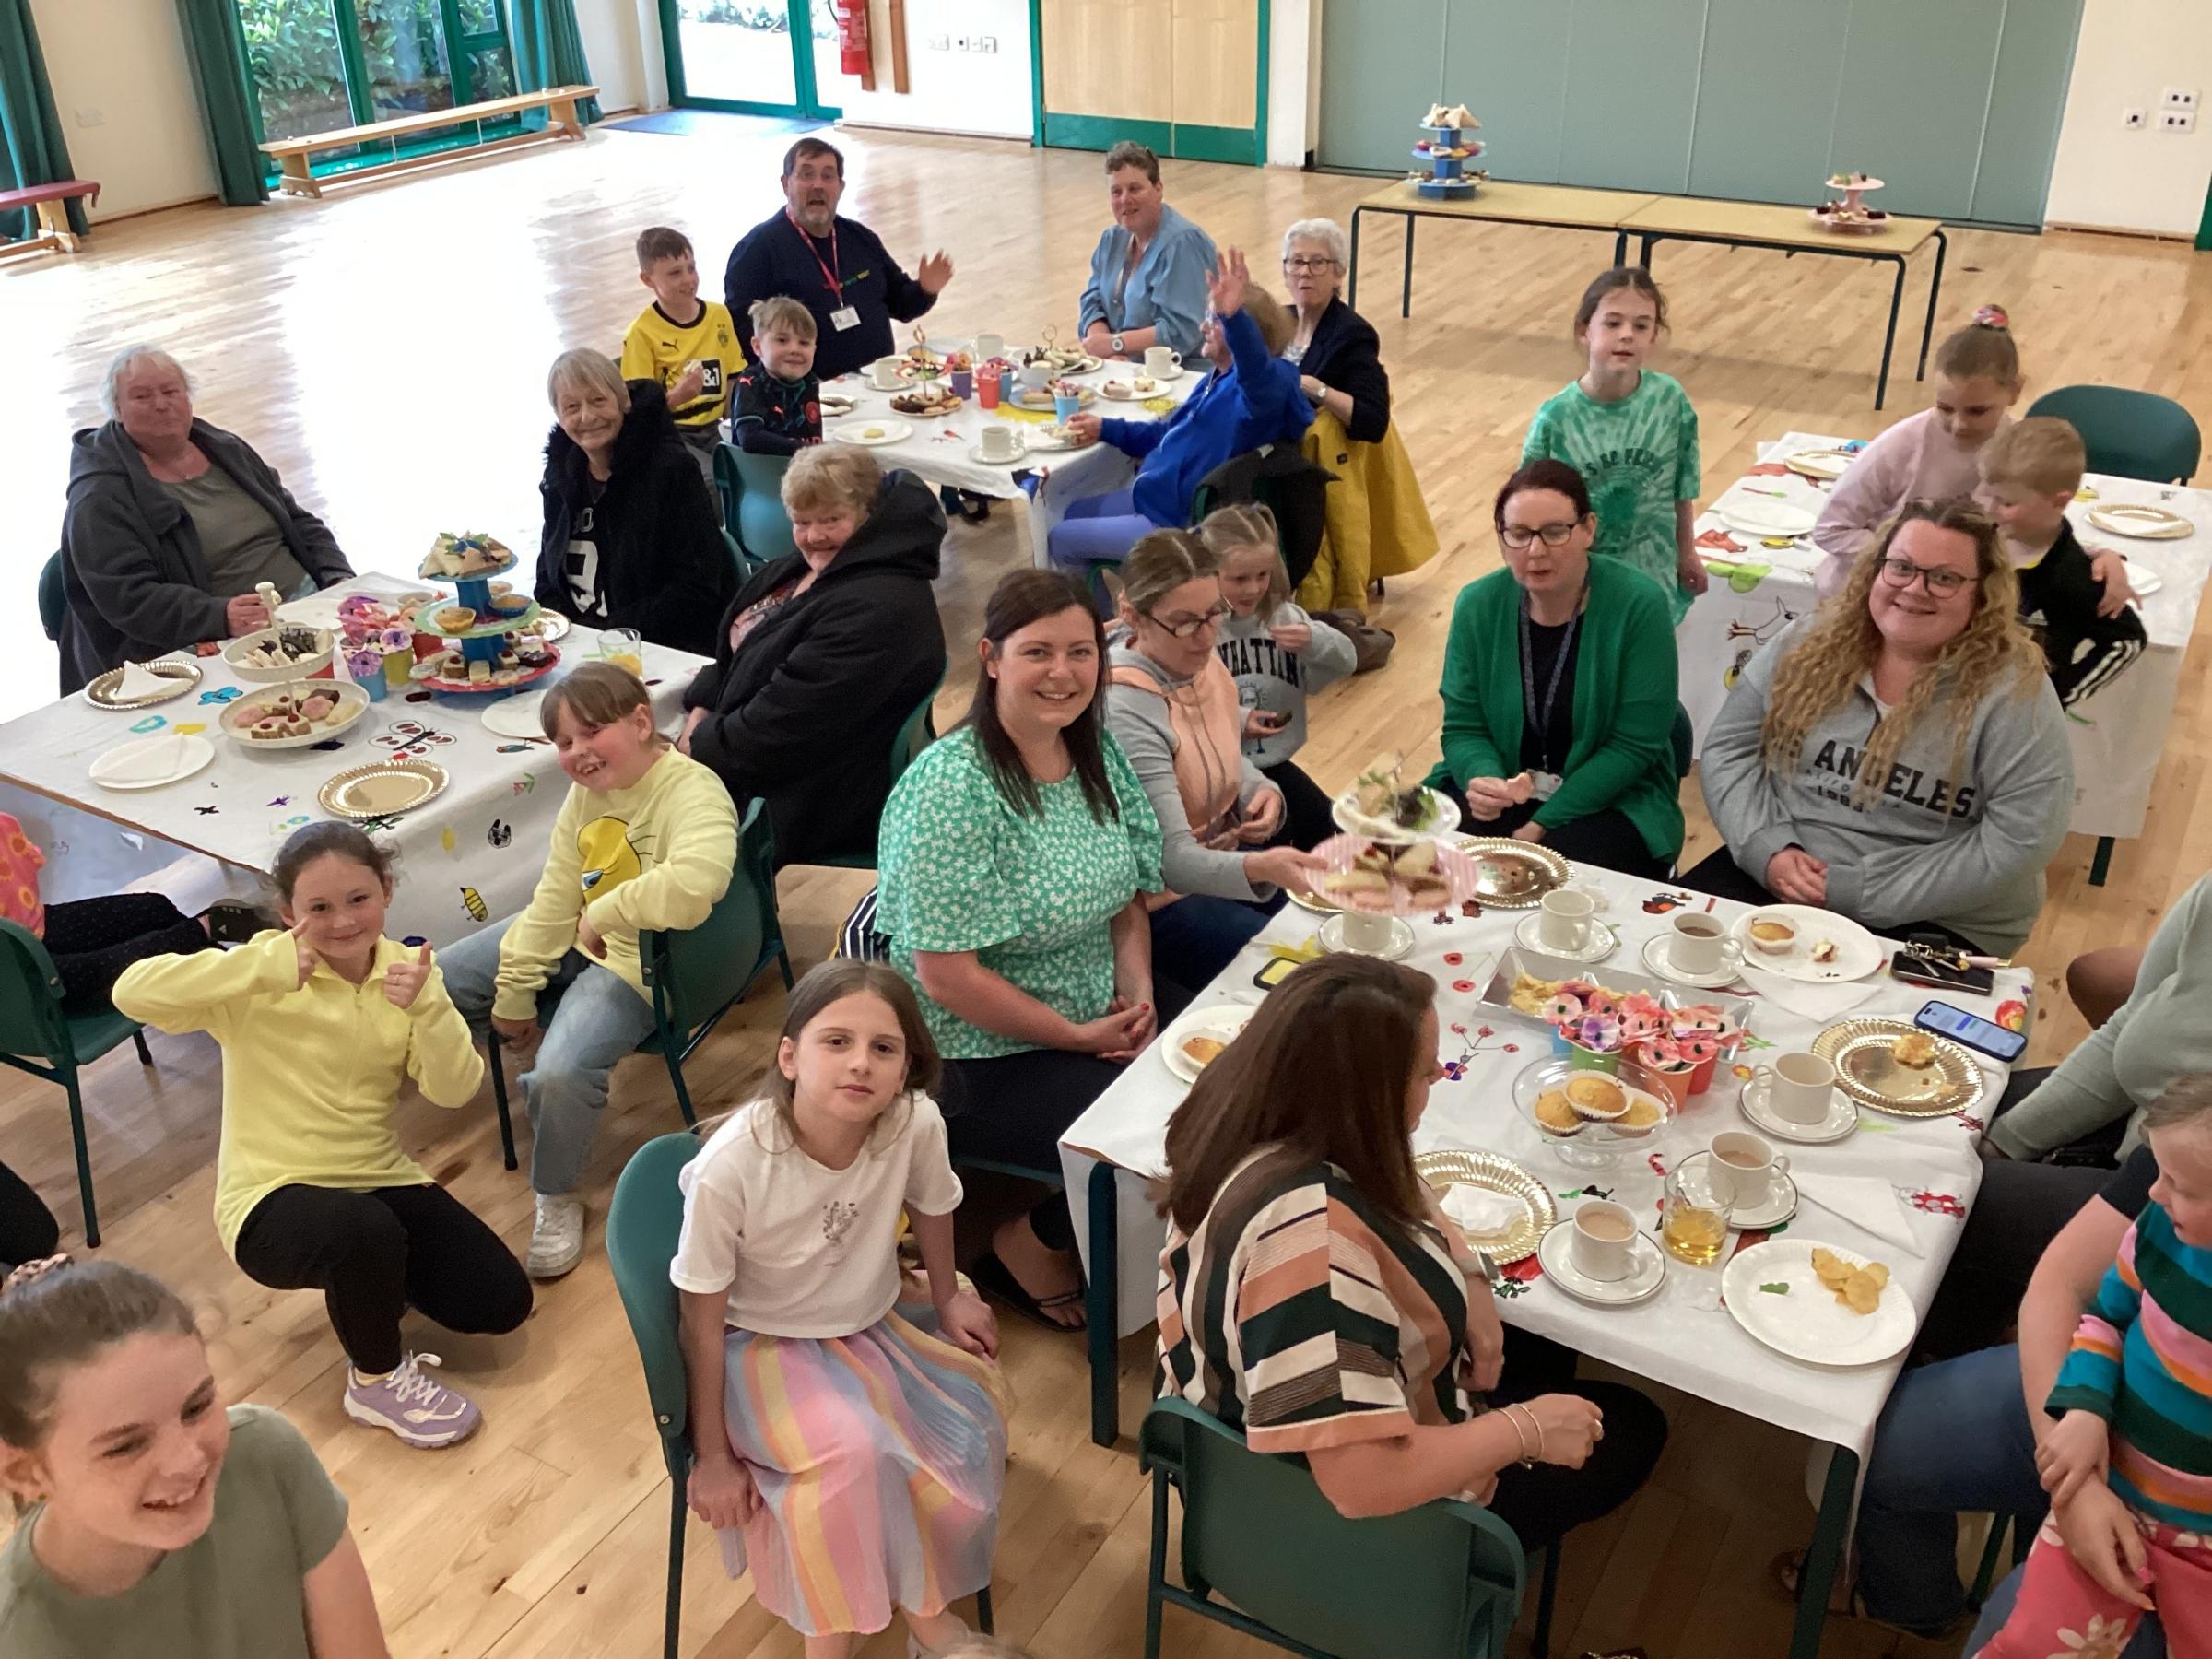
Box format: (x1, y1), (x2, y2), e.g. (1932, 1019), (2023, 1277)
(834, 0), (871, 78)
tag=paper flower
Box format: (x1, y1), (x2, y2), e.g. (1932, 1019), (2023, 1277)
(378, 627), (413, 653)
(346, 648), (384, 678)
(1541, 993), (1584, 1026)
(1619, 1005), (1667, 1041)
(1583, 989), (1619, 1021)
(338, 595), (379, 619)
(1572, 1012), (1622, 1053)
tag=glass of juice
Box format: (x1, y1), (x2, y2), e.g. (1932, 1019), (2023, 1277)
(1660, 1162), (1734, 1307)
(598, 628), (644, 677)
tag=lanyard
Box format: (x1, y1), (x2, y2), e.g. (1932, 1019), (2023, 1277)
(785, 210), (841, 299)
(1518, 584), (1585, 774)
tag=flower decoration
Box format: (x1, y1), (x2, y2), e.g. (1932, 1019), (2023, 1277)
(378, 627), (413, 653)
(1583, 989), (1619, 1020)
(1541, 993), (1584, 1025)
(346, 648), (383, 679)
(1573, 1012), (1622, 1053)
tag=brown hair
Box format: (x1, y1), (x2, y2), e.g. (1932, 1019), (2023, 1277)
(966, 569), (1120, 824)
(747, 961), (940, 1153)
(782, 135), (844, 179)
(0, 1258), (197, 1451)
(1103, 140), (1161, 186)
(271, 821), (392, 904)
(539, 660), (658, 742)
(1197, 502), (1288, 611)
(1934, 304), (2021, 386)
(1494, 457), (1594, 530)
(634, 226), (693, 271)
(748, 295), (818, 343)
(2142, 1073), (2212, 1135)
(1118, 526), (1219, 616)
(1573, 266), (1669, 338)
(1160, 956), (1436, 1233)
(1241, 287), (1295, 357)
(782, 443), (881, 518)
(1979, 417), (2085, 498)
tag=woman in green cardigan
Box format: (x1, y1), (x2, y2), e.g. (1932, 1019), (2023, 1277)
(1425, 459), (1684, 877)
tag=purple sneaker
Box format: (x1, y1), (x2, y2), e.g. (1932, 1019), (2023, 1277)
(344, 1353), (482, 1449)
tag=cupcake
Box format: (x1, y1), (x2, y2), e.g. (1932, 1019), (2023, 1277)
(1564, 1074), (1628, 1123)
(1610, 1094), (1665, 1138)
(1747, 918), (1797, 955)
(1533, 1089), (1583, 1138)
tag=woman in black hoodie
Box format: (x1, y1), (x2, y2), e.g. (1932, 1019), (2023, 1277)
(678, 446), (947, 866)
(533, 348), (734, 656)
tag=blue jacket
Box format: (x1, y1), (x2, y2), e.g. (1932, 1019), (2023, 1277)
(1100, 310), (1313, 529)
(1077, 204), (1217, 360)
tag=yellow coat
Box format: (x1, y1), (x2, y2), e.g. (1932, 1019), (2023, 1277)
(1294, 406), (1441, 614)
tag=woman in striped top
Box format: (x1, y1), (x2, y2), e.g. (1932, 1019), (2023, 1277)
(1154, 955), (1665, 1545)
(1979, 1073), (2212, 1658)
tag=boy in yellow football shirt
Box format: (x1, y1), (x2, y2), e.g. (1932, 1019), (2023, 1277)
(619, 226), (747, 480)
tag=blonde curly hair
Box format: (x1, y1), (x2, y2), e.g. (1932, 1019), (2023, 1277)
(1759, 499), (2044, 803)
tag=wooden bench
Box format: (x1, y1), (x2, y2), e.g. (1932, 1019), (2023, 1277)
(259, 84), (596, 200)
(0, 179), (101, 257)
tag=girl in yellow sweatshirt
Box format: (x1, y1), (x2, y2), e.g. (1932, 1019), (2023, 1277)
(112, 825), (530, 1451)
(440, 663), (739, 1280)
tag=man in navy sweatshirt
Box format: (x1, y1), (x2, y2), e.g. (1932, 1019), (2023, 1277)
(724, 137), (954, 382)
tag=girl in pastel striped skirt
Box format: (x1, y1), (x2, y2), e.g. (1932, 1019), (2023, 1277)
(672, 961), (1010, 1658)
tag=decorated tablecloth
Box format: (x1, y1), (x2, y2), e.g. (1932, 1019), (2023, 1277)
(1677, 431), (2212, 841)
(1059, 861), (2031, 1463)
(0, 573), (701, 946)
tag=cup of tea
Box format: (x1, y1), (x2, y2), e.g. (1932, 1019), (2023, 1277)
(1570, 1200), (1639, 1282)
(978, 424), (1019, 463)
(1709, 1131), (1788, 1208)
(1145, 346), (1182, 378)
(1537, 888), (1595, 953)
(1667, 911), (1735, 977)
(1753, 1052), (1839, 1124)
(974, 332), (1005, 362)
(868, 356), (905, 391)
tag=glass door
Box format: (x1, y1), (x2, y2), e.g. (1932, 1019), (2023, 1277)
(660, 0), (851, 118)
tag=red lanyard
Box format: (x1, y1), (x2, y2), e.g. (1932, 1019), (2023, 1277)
(785, 210), (841, 299)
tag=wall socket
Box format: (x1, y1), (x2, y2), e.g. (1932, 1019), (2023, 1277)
(2161, 109), (2197, 133)
(2124, 108), (2147, 129)
(2163, 88), (2199, 111)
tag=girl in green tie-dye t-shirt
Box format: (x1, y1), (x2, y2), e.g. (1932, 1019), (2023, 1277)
(1523, 267), (1703, 624)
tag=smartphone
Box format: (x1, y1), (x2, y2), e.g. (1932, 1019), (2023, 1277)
(1889, 946), (1995, 997)
(1915, 999), (2028, 1064)
(1253, 955), (1300, 993)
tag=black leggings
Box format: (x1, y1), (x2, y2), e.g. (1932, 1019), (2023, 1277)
(1263, 759), (1336, 851)
(1486, 1328), (1668, 1555)
(232, 1183), (533, 1375)
(0, 1160), (60, 1273)
(1678, 849), (1983, 953)
(1453, 796), (1673, 880)
(43, 894), (213, 1013)
(939, 1049), (1127, 1253)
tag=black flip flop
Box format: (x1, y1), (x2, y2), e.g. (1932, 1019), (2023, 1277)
(969, 1253), (1087, 1333)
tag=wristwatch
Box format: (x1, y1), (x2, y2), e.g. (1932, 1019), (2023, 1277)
(1110, 333), (1126, 356)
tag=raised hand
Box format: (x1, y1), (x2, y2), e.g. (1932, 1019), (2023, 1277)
(290, 918), (321, 988)
(916, 250), (955, 295)
(384, 942), (433, 1011)
(1206, 247), (1251, 319)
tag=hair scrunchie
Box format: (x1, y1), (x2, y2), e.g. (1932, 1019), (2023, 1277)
(1972, 303), (2011, 331)
(2, 1253), (72, 1296)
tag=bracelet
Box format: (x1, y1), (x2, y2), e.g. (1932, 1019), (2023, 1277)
(1503, 1403), (1541, 1468)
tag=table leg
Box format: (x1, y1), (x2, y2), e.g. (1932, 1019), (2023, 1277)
(1612, 229), (1628, 266)
(1875, 255), (1906, 411)
(1087, 1159), (1121, 1446)
(1400, 216), (1416, 320)
(2089, 835), (2116, 888)
(1347, 208), (1362, 312)
(1794, 1444), (1860, 1659)
(1917, 229), (1949, 382)
(32, 198), (81, 254)
(1638, 233), (1655, 268)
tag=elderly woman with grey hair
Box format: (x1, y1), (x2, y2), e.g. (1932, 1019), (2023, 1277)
(532, 347), (734, 657)
(56, 345), (355, 693)
(1278, 218), (1389, 442)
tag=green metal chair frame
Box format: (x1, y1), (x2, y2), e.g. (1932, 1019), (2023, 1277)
(38, 552), (66, 643)
(816, 671), (944, 872)
(1140, 1397), (1547, 1659)
(488, 797), (794, 1167)
(0, 919), (155, 1247)
(712, 442), (800, 569)
(607, 1130), (994, 1659)
(2026, 385), (2201, 484)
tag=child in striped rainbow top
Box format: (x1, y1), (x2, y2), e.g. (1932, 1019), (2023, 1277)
(1976, 1074), (2212, 1658)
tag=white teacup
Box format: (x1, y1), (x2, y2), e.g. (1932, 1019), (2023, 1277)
(1570, 1200), (1639, 1283)
(1145, 346), (1182, 377)
(978, 423), (1018, 461)
(1753, 1052), (1838, 1124)
(1709, 1131), (1789, 1207)
(1537, 888), (1595, 952)
(867, 356), (904, 390)
(1338, 909), (1394, 954)
(974, 332), (1005, 362)
(1668, 910), (1733, 976)
(1018, 361), (1053, 392)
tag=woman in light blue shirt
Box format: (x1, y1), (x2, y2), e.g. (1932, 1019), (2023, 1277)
(1077, 142), (1218, 364)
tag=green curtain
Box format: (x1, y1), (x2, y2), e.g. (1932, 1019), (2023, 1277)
(506, 0), (601, 127)
(173, 0), (267, 206)
(0, 0), (88, 241)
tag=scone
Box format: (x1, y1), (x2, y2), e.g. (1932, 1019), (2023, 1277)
(1891, 1031), (1938, 1069)
(1564, 1074), (1628, 1122)
(1181, 1035), (1227, 1069)
(1533, 1089), (1583, 1137)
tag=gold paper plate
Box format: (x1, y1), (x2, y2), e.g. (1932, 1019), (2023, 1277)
(1446, 836), (1571, 910)
(317, 760), (449, 818)
(1415, 1149), (1556, 1265)
(2087, 503), (2193, 542)
(1812, 1018), (1985, 1117)
(86, 659), (201, 709)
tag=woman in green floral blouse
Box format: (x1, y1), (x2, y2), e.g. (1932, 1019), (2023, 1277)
(877, 569), (1166, 1330)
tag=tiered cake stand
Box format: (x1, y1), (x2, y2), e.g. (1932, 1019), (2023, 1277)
(416, 551), (561, 698)
(1414, 123), (1486, 199)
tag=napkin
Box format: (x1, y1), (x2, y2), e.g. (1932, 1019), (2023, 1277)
(115, 659), (171, 700)
(1735, 959), (1885, 1023)
(1441, 1184), (1526, 1240)
(1792, 1171), (1922, 1254)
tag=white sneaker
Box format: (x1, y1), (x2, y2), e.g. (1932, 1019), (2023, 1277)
(527, 1193), (585, 1278)
(344, 1353), (482, 1448)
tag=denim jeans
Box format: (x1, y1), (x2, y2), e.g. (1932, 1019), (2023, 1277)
(1969, 1562), (2166, 1655)
(440, 917), (659, 1196)
(1045, 487), (1156, 571)
(1148, 892), (1273, 993)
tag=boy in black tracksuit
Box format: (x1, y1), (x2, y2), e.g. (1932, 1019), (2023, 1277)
(730, 296), (823, 458)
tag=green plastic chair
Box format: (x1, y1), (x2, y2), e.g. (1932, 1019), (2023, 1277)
(488, 796), (794, 1166)
(0, 920), (155, 1247)
(38, 552), (65, 643)
(712, 443), (799, 568)
(1141, 1397), (1548, 1659)
(2026, 385), (2200, 484)
(1671, 703), (1695, 782)
(720, 527), (761, 588)
(817, 671), (944, 872)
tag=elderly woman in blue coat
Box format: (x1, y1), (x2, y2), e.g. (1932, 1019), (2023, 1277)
(1077, 142), (1217, 364)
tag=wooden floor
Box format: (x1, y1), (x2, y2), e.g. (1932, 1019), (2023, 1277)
(6, 122), (2212, 1659)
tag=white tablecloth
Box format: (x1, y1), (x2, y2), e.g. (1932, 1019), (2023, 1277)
(1058, 863), (2032, 1463)
(1677, 431), (2212, 841)
(0, 573), (701, 946)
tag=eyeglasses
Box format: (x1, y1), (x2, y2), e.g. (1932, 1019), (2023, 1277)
(1146, 602), (1232, 639)
(1499, 521), (1583, 549)
(1877, 556), (1973, 596)
(1283, 255), (1340, 273)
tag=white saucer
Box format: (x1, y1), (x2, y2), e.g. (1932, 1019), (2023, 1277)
(1535, 1221), (1667, 1306)
(1677, 1149), (1796, 1229)
(1740, 1077), (1860, 1145)
(1639, 933), (1746, 989)
(968, 439), (1026, 465)
(1319, 912), (1415, 960)
(1514, 912), (1618, 963)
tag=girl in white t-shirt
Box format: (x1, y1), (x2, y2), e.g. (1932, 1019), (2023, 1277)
(671, 961), (1008, 1659)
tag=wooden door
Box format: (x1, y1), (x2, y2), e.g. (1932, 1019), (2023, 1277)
(1037, 0), (1265, 164)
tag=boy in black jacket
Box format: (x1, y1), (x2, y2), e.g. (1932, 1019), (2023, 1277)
(730, 297), (822, 457)
(1979, 418), (2145, 708)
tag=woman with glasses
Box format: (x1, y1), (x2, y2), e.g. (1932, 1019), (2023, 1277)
(1277, 218), (1439, 616)
(1077, 141), (1218, 363)
(1692, 499), (2071, 955)
(1423, 461), (1684, 878)
(1106, 531), (1327, 988)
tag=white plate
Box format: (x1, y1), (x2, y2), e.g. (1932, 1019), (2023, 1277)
(1319, 912), (1415, 959)
(1514, 912), (1618, 964)
(1023, 423), (1079, 452)
(817, 394), (858, 418)
(1098, 377), (1167, 401)
(481, 690), (551, 739)
(2124, 564), (2165, 597)
(221, 681), (371, 750)
(968, 439), (1027, 465)
(88, 733), (216, 791)
(1734, 904), (1884, 982)
(1677, 1149), (1795, 1230)
(831, 420), (914, 447)
(1159, 1003), (1257, 1084)
(1740, 1077), (1861, 1145)
(1722, 1237), (1914, 1366)
(1535, 1222), (1667, 1307)
(1638, 933), (1745, 989)
(1715, 497), (1818, 539)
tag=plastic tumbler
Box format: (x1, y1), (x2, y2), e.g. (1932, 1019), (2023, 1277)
(977, 363), (1001, 410)
(1053, 391), (1082, 423)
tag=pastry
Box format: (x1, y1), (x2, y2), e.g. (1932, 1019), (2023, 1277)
(435, 606), (477, 632)
(1891, 1031), (1938, 1069)
(1563, 1074), (1627, 1121)
(1181, 1035), (1227, 1069)
(1747, 919), (1796, 954)
(1533, 1089), (1583, 1137)
(468, 659), (490, 684)
(421, 531), (512, 578)
(1612, 1095), (1665, 1137)
(1810, 938), (1839, 965)
(300, 694), (335, 722)
(252, 719), (280, 740)
(1509, 972), (1564, 1017)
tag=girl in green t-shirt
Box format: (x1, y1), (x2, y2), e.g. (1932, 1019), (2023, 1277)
(1523, 266), (1706, 625)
